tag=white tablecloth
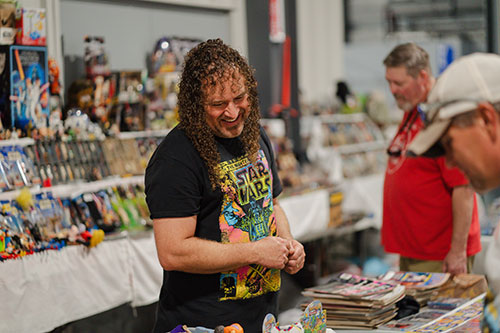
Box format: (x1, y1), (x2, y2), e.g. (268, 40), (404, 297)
(280, 189), (331, 241)
(0, 232), (163, 333)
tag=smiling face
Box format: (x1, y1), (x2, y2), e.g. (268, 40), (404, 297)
(203, 70), (249, 138)
(385, 66), (429, 111)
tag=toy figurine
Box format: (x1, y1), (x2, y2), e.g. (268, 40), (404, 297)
(84, 36), (110, 77)
(48, 58), (60, 96)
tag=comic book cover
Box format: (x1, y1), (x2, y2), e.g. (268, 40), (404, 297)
(381, 271), (450, 290)
(9, 45), (49, 131)
(304, 273), (396, 299)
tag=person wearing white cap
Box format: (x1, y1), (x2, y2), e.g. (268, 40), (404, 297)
(382, 43), (481, 275)
(408, 52), (500, 333)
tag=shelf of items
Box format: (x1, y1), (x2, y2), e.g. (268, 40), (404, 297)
(302, 113), (388, 230)
(0, 137), (35, 147)
(296, 216), (376, 244)
(116, 129), (171, 140)
(0, 129), (171, 333)
(335, 140), (387, 155)
(304, 113), (388, 179)
(0, 175), (144, 201)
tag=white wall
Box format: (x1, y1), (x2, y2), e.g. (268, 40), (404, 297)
(60, 0), (230, 71)
(296, 0), (344, 106)
(16, 0), (247, 93)
(344, 34), (461, 120)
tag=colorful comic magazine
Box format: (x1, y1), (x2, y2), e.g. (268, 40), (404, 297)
(380, 271), (450, 290)
(304, 273), (396, 298)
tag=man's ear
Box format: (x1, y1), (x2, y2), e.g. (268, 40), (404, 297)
(417, 69), (429, 82)
(477, 102), (498, 142)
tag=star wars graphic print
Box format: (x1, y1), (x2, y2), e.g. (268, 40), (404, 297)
(218, 149), (280, 300)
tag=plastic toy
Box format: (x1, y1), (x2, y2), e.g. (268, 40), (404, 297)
(262, 300), (328, 333)
(16, 187), (33, 210)
(48, 58), (60, 95)
(223, 323), (243, 333)
(84, 35), (110, 77)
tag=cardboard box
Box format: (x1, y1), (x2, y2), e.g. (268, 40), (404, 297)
(15, 8), (46, 46)
(436, 274), (488, 299)
(0, 2), (16, 45)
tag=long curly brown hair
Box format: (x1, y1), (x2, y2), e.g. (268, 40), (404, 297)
(178, 39), (261, 190)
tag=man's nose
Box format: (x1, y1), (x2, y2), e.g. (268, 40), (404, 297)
(225, 101), (239, 118)
(389, 84), (399, 96)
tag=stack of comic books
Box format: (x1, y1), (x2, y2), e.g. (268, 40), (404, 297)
(380, 271), (450, 306)
(302, 273), (406, 329)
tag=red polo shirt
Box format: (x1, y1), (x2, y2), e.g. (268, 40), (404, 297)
(382, 108), (481, 260)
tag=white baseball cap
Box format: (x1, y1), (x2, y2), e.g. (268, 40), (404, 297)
(408, 52), (500, 157)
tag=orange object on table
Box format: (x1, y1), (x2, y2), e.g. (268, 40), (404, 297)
(224, 323), (243, 333)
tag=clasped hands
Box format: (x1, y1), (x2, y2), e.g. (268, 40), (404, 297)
(256, 236), (305, 275)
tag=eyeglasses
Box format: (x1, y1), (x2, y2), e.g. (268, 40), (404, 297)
(386, 147), (402, 157)
(417, 98), (483, 127)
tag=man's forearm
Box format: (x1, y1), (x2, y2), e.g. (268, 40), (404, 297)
(450, 185), (474, 252)
(161, 236), (258, 274)
(153, 217), (291, 274)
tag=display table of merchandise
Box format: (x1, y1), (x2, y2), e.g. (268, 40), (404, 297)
(0, 231), (163, 333)
(0, 178), (385, 333)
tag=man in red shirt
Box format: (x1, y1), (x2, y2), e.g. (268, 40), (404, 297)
(381, 43), (481, 274)
(407, 52), (500, 333)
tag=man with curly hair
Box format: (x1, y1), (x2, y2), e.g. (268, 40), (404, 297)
(145, 39), (305, 332)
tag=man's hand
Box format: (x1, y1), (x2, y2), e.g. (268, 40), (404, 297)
(254, 236), (291, 269)
(443, 249), (467, 275)
(284, 239), (305, 275)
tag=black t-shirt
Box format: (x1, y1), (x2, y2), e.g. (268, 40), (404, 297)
(145, 125), (283, 332)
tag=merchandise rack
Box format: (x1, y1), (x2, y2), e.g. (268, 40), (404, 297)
(0, 175), (144, 201)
